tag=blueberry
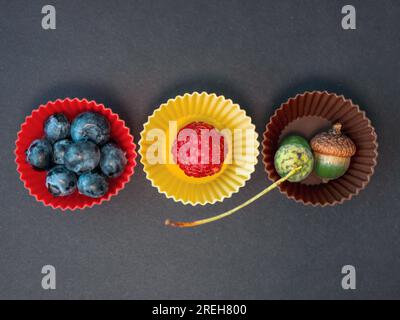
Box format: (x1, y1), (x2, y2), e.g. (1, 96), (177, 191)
(64, 141), (100, 174)
(71, 112), (110, 145)
(52, 139), (72, 165)
(100, 143), (127, 178)
(44, 113), (70, 142)
(46, 166), (77, 197)
(77, 172), (108, 198)
(25, 139), (53, 170)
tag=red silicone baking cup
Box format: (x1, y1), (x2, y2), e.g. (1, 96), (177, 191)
(263, 91), (378, 206)
(15, 98), (137, 210)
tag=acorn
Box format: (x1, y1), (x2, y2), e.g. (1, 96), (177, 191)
(310, 123), (356, 181)
(274, 135), (314, 182)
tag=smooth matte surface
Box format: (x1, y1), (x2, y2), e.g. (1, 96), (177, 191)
(1, 0), (399, 299)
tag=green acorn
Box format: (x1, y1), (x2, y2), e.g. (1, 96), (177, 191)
(274, 135), (314, 182)
(310, 123), (356, 181)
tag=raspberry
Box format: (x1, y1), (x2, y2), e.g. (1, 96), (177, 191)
(172, 122), (226, 178)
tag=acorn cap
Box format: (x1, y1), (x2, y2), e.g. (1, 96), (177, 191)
(311, 123), (356, 157)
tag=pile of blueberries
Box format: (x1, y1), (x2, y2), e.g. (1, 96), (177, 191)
(25, 112), (127, 198)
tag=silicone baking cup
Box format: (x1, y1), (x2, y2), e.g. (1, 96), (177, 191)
(263, 91), (378, 206)
(139, 92), (259, 205)
(15, 98), (137, 210)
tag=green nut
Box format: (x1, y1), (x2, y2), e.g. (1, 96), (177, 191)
(280, 135), (311, 150)
(274, 143), (314, 182)
(313, 153), (350, 181)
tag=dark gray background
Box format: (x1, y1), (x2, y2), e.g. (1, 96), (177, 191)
(0, 0), (399, 299)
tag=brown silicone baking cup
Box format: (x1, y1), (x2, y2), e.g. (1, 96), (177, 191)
(263, 91), (378, 206)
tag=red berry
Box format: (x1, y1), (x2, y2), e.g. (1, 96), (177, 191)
(172, 122), (226, 178)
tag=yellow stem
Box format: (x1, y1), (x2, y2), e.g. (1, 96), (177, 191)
(165, 166), (301, 228)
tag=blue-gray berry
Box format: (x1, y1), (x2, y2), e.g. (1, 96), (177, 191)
(64, 141), (100, 174)
(46, 166), (77, 196)
(26, 138), (53, 170)
(52, 139), (73, 165)
(44, 113), (70, 142)
(77, 172), (108, 198)
(71, 112), (110, 145)
(100, 143), (127, 178)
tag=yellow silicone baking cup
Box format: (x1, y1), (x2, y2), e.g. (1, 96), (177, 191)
(139, 92), (259, 205)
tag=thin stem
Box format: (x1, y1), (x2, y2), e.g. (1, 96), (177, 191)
(332, 123), (342, 134)
(165, 166), (301, 228)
